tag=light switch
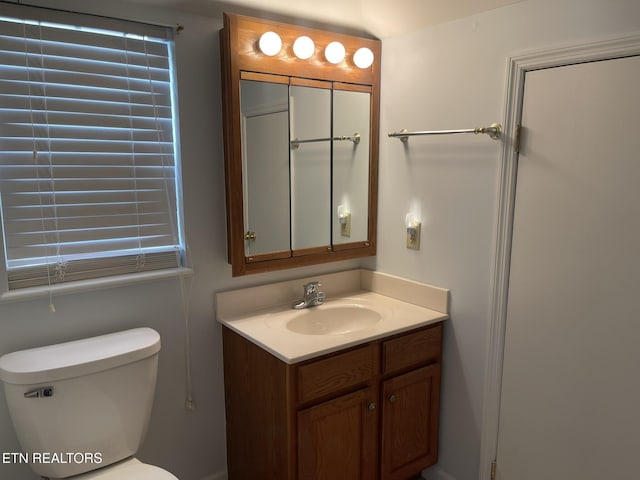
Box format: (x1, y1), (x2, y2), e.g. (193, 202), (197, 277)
(340, 212), (351, 237)
(406, 222), (421, 250)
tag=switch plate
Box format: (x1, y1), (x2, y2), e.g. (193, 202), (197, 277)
(340, 213), (351, 237)
(406, 223), (421, 250)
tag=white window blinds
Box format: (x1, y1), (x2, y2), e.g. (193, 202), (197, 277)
(0, 7), (183, 290)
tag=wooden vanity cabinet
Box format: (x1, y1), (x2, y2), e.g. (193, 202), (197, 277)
(222, 322), (443, 480)
(298, 386), (379, 480)
(380, 325), (443, 479)
(381, 365), (441, 479)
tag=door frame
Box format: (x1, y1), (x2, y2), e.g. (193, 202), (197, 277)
(479, 32), (640, 480)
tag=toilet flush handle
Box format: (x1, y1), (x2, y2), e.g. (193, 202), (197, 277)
(24, 386), (54, 398)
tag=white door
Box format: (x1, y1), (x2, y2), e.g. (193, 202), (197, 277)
(495, 55), (640, 479)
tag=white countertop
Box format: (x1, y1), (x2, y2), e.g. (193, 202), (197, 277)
(216, 270), (449, 364)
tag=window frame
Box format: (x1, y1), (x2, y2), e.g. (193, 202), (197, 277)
(0, 4), (186, 295)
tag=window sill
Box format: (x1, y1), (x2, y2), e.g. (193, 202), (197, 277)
(0, 267), (194, 304)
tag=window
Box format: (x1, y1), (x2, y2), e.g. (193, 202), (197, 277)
(0, 5), (183, 290)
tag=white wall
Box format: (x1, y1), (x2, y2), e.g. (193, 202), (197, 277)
(0, 1), (367, 479)
(1, 1), (638, 479)
(377, 1), (640, 479)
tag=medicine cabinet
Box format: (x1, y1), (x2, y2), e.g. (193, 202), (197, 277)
(220, 13), (380, 276)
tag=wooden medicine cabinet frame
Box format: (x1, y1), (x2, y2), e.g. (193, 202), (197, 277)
(220, 13), (381, 276)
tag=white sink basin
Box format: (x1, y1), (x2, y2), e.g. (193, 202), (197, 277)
(286, 302), (383, 335)
(220, 284), (448, 363)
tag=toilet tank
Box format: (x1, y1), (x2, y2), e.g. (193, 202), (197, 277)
(0, 328), (161, 479)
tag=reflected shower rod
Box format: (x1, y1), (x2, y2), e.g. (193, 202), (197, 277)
(290, 133), (361, 149)
(388, 123), (502, 142)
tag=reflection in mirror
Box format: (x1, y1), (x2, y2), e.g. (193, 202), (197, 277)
(290, 85), (331, 251)
(332, 89), (371, 245)
(240, 80), (290, 255)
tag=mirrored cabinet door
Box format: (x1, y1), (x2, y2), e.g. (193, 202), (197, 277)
(290, 82), (331, 252)
(332, 87), (371, 246)
(240, 79), (290, 256)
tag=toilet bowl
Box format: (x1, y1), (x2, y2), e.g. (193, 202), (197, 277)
(0, 328), (178, 479)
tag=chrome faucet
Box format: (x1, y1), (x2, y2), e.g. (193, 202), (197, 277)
(292, 281), (326, 309)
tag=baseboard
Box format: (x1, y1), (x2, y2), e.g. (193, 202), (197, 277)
(199, 470), (228, 480)
(422, 466), (456, 480)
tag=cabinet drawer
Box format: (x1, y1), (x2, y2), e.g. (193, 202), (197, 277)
(382, 323), (442, 376)
(296, 344), (377, 404)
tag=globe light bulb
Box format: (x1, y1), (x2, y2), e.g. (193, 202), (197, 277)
(293, 36), (315, 60)
(258, 31), (282, 56)
(324, 41), (345, 64)
(353, 47), (374, 69)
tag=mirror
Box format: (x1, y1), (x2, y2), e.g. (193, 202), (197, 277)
(240, 79), (290, 256)
(289, 83), (332, 251)
(332, 88), (371, 246)
(221, 13), (380, 276)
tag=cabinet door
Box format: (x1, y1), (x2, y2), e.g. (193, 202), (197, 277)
(381, 364), (441, 480)
(298, 387), (378, 480)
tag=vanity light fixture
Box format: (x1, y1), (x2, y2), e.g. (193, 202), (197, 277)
(293, 35), (315, 59)
(353, 47), (374, 69)
(324, 41), (346, 64)
(258, 31), (282, 56)
(255, 30), (375, 69)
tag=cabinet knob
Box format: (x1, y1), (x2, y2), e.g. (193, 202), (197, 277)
(388, 394), (398, 403)
(245, 231), (257, 241)
(367, 402), (377, 411)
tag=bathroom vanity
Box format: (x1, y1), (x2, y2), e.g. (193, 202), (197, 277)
(217, 270), (449, 480)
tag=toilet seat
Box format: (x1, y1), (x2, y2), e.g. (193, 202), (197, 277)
(68, 458), (178, 480)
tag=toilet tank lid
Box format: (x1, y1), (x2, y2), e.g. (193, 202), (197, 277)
(0, 328), (161, 385)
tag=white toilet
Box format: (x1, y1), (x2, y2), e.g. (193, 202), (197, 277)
(0, 328), (178, 479)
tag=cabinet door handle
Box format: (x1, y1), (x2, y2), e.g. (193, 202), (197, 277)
(388, 394), (398, 403)
(367, 402), (377, 411)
